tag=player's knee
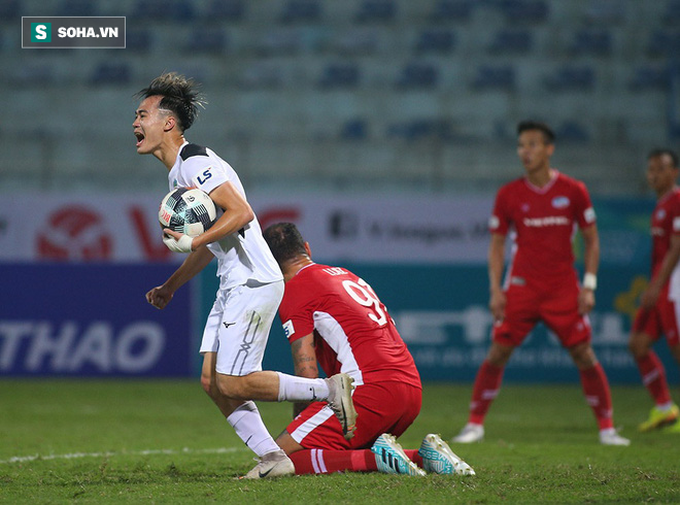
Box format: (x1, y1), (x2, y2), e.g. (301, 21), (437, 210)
(569, 343), (596, 368)
(487, 342), (513, 366)
(216, 374), (248, 400)
(628, 334), (648, 359)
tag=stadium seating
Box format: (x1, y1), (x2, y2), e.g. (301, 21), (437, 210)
(487, 29), (533, 54)
(428, 0), (473, 22)
(89, 62), (132, 86)
(354, 0), (397, 23)
(472, 65), (516, 91)
(570, 29), (612, 56)
(498, 0), (549, 23)
(647, 30), (680, 57)
(183, 28), (228, 54)
(2, 0), (677, 194)
(279, 0), (322, 23)
(0, 0), (19, 23)
(133, 0), (195, 21)
(544, 65), (596, 91)
(629, 65), (669, 90)
(394, 62), (440, 89)
(318, 63), (361, 89)
(414, 29), (456, 54)
(203, 0), (246, 22)
(58, 0), (97, 16)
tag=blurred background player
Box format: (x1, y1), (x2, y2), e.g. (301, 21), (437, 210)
(629, 149), (680, 433)
(263, 222), (475, 476)
(452, 120), (630, 446)
(136, 73), (356, 479)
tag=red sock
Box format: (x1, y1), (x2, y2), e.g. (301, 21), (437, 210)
(468, 360), (505, 425)
(404, 449), (423, 468)
(636, 351), (672, 405)
(579, 363), (613, 430)
(289, 449), (377, 475)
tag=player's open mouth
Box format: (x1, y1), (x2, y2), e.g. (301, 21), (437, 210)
(135, 132), (145, 147)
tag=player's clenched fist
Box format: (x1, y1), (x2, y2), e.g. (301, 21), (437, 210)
(146, 285), (174, 309)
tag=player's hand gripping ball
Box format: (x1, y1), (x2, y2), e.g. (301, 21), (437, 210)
(159, 187), (217, 242)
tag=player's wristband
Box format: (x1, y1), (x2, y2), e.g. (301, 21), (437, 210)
(583, 273), (597, 291)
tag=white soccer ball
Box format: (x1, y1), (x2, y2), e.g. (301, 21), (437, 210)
(159, 187), (217, 237)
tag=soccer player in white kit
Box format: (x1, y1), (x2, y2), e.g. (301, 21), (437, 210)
(133, 73), (356, 479)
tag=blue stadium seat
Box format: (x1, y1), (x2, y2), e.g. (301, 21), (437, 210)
(0, 0), (19, 22)
(544, 65), (595, 91)
(628, 65), (669, 90)
(487, 29), (533, 53)
(555, 121), (590, 142)
(239, 63), (285, 89)
(395, 62), (440, 89)
(11, 64), (56, 86)
(90, 62), (132, 86)
(354, 0), (396, 23)
(665, 0), (680, 24)
(184, 28), (228, 54)
(499, 0), (549, 23)
(125, 30), (153, 52)
(204, 0), (245, 22)
(340, 119), (369, 140)
(647, 30), (680, 57)
(428, 0), (473, 22)
(331, 28), (379, 55)
(583, 0), (625, 25)
(279, 0), (322, 23)
(318, 63), (361, 89)
(415, 29), (456, 54)
(570, 29), (612, 56)
(256, 29), (302, 55)
(133, 0), (195, 21)
(386, 118), (453, 141)
(472, 65), (516, 91)
(58, 0), (96, 16)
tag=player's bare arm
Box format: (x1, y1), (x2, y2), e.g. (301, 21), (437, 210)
(578, 224), (600, 314)
(641, 234), (680, 309)
(146, 245), (214, 309)
(290, 333), (318, 417)
(488, 233), (507, 321)
(163, 181), (254, 251)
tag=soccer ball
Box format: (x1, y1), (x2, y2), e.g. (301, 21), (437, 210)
(158, 187), (217, 237)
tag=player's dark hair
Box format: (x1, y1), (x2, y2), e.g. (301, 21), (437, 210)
(263, 222), (308, 266)
(136, 72), (205, 131)
(648, 148), (679, 168)
(517, 120), (555, 144)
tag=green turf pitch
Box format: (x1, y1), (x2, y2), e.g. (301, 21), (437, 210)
(0, 381), (678, 503)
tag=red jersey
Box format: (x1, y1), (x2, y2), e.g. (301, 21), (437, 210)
(650, 188), (680, 278)
(490, 171), (596, 281)
(278, 263), (421, 389)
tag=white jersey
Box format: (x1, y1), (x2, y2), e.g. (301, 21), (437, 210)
(168, 141), (282, 289)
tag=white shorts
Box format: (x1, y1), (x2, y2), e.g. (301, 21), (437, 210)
(200, 280), (284, 376)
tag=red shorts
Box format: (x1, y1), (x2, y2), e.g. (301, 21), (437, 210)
(286, 381), (422, 450)
(632, 291), (680, 346)
(493, 276), (591, 348)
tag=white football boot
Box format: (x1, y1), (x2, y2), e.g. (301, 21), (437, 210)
(325, 373), (357, 440)
(419, 434), (476, 475)
(242, 449), (295, 479)
(451, 423), (484, 444)
(599, 428), (630, 446)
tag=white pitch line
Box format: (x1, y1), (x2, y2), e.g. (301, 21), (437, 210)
(0, 447), (247, 465)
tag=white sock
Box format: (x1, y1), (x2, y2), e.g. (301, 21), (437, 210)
(656, 401), (673, 412)
(277, 372), (329, 402)
(226, 401), (280, 457)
